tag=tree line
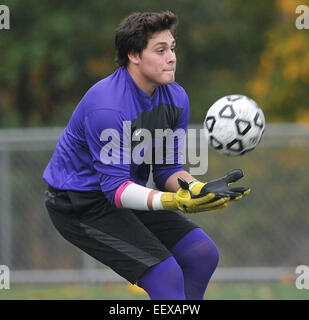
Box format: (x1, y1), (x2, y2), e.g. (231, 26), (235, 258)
(0, 0), (307, 127)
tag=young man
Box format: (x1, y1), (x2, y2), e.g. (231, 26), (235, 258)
(43, 11), (250, 300)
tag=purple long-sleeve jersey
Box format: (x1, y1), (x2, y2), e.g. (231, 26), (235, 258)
(43, 67), (190, 204)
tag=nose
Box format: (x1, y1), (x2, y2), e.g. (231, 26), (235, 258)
(167, 48), (176, 63)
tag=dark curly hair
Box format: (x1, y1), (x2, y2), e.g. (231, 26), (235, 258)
(115, 11), (178, 67)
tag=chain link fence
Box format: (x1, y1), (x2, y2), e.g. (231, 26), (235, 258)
(0, 124), (308, 284)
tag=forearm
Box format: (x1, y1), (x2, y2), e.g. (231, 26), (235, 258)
(114, 170), (202, 211)
(148, 170), (195, 209)
(114, 178), (181, 211)
(164, 170), (197, 192)
(114, 169), (249, 213)
(115, 181), (163, 211)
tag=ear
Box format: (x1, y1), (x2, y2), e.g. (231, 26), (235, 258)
(127, 52), (140, 65)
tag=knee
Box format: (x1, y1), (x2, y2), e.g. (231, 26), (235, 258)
(182, 239), (220, 278)
(201, 240), (220, 270)
(161, 259), (185, 292)
(175, 234), (220, 271)
(138, 257), (185, 300)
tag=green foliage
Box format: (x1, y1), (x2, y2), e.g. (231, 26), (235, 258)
(0, 0), (306, 128)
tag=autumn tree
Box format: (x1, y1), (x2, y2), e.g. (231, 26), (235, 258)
(249, 0), (309, 122)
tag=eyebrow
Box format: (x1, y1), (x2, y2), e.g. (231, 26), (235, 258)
(153, 40), (176, 47)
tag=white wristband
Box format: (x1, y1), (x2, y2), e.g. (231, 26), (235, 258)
(120, 183), (152, 210)
(151, 192), (164, 211)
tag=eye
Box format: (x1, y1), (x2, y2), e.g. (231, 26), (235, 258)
(157, 48), (165, 54)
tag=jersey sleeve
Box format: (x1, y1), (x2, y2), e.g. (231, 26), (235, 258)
(152, 92), (190, 191)
(84, 108), (131, 203)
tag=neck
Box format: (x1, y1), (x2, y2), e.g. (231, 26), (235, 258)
(127, 65), (156, 96)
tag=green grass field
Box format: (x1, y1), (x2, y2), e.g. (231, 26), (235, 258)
(0, 281), (308, 300)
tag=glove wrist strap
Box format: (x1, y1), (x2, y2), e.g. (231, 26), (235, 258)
(189, 180), (200, 191)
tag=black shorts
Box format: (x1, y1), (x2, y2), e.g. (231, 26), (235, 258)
(45, 185), (199, 284)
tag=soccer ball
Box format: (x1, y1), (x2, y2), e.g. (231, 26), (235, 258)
(204, 95), (265, 156)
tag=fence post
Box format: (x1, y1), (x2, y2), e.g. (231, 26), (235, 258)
(0, 145), (12, 266)
(82, 253), (97, 284)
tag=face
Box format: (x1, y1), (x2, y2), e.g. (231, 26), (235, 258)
(128, 29), (177, 94)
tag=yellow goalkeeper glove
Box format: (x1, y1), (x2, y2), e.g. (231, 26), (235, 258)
(159, 178), (230, 213)
(189, 169), (251, 202)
